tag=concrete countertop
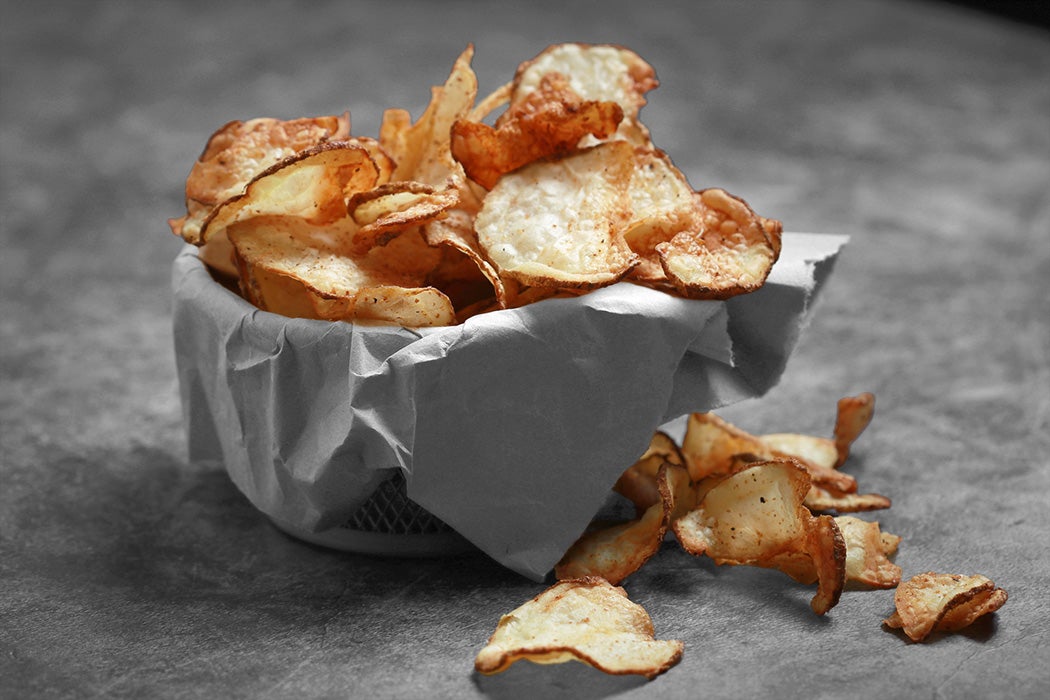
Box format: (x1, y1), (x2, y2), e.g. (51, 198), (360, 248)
(2, 1), (1048, 698)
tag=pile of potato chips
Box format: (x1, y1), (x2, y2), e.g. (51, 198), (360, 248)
(475, 392), (1007, 678)
(169, 43), (783, 327)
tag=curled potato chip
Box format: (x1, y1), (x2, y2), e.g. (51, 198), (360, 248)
(682, 410), (859, 495)
(613, 431), (684, 512)
(199, 142), (380, 247)
(347, 180), (460, 254)
(883, 572), (1007, 642)
(169, 114), (350, 246)
(835, 516), (901, 588)
(452, 72), (624, 189)
(673, 459), (846, 615)
(474, 141), (639, 288)
(511, 43), (658, 146)
(557, 463), (690, 585)
(656, 188), (781, 300)
(229, 215), (453, 327)
(834, 392), (876, 467)
(474, 577), (684, 679)
(805, 486), (891, 514)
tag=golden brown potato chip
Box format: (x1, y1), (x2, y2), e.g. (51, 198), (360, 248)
(199, 142), (380, 247)
(557, 463), (690, 585)
(657, 188), (780, 300)
(622, 148), (699, 283)
(452, 72), (624, 189)
(169, 114), (350, 246)
(883, 572), (1007, 642)
(835, 516), (901, 588)
(382, 45), (478, 187)
(681, 412), (857, 495)
(834, 392), (876, 467)
(346, 180), (460, 254)
(510, 43), (658, 146)
(474, 141), (639, 288)
(229, 215), (453, 327)
(673, 459), (846, 614)
(474, 577), (683, 679)
(613, 431), (684, 511)
(805, 486), (891, 514)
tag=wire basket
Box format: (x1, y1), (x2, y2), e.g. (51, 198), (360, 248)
(269, 470), (474, 556)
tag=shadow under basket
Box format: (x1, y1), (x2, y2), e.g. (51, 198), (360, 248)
(269, 471), (475, 557)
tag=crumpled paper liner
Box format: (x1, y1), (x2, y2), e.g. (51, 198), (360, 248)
(172, 232), (846, 580)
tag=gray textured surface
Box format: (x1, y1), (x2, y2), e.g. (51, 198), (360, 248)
(2, 1), (1048, 698)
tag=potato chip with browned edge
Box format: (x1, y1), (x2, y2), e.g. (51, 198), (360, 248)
(883, 572), (1007, 642)
(475, 577), (683, 679)
(452, 72), (624, 189)
(673, 459), (846, 614)
(169, 114), (350, 246)
(835, 516), (901, 588)
(834, 392), (876, 467)
(475, 141), (639, 288)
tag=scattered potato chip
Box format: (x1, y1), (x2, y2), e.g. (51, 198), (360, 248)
(474, 141), (639, 288)
(805, 486), (891, 514)
(474, 577), (683, 679)
(673, 459), (846, 614)
(834, 392), (876, 467)
(835, 516), (901, 588)
(613, 431), (683, 512)
(883, 572), (1007, 642)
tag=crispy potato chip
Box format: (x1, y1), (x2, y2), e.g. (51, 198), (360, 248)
(474, 577), (684, 679)
(681, 412), (857, 495)
(834, 392), (876, 467)
(199, 142), (380, 248)
(169, 114), (350, 246)
(452, 72), (624, 189)
(759, 433), (838, 471)
(622, 148), (699, 283)
(474, 141), (639, 288)
(557, 463), (690, 584)
(510, 43), (658, 146)
(613, 431), (684, 511)
(883, 572), (1007, 642)
(383, 45), (478, 187)
(805, 485), (891, 513)
(347, 180), (459, 254)
(835, 516), (901, 588)
(229, 215), (453, 327)
(657, 188), (781, 300)
(674, 459), (846, 614)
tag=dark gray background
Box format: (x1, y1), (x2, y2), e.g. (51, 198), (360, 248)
(2, 1), (1048, 698)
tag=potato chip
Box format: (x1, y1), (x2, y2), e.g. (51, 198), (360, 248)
(673, 459), (846, 614)
(622, 148), (699, 283)
(805, 485), (891, 514)
(474, 141), (639, 288)
(883, 572), (1007, 642)
(199, 142), (380, 247)
(613, 431), (684, 512)
(834, 392), (876, 467)
(474, 577), (684, 679)
(229, 215), (453, 327)
(656, 188), (781, 300)
(169, 114), (350, 246)
(834, 516), (901, 588)
(510, 43), (658, 146)
(680, 412), (856, 495)
(452, 72), (624, 189)
(557, 463), (690, 584)
(346, 180), (460, 254)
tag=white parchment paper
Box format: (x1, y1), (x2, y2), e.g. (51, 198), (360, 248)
(172, 232), (846, 579)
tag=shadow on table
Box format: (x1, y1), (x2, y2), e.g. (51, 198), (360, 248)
(472, 661), (648, 700)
